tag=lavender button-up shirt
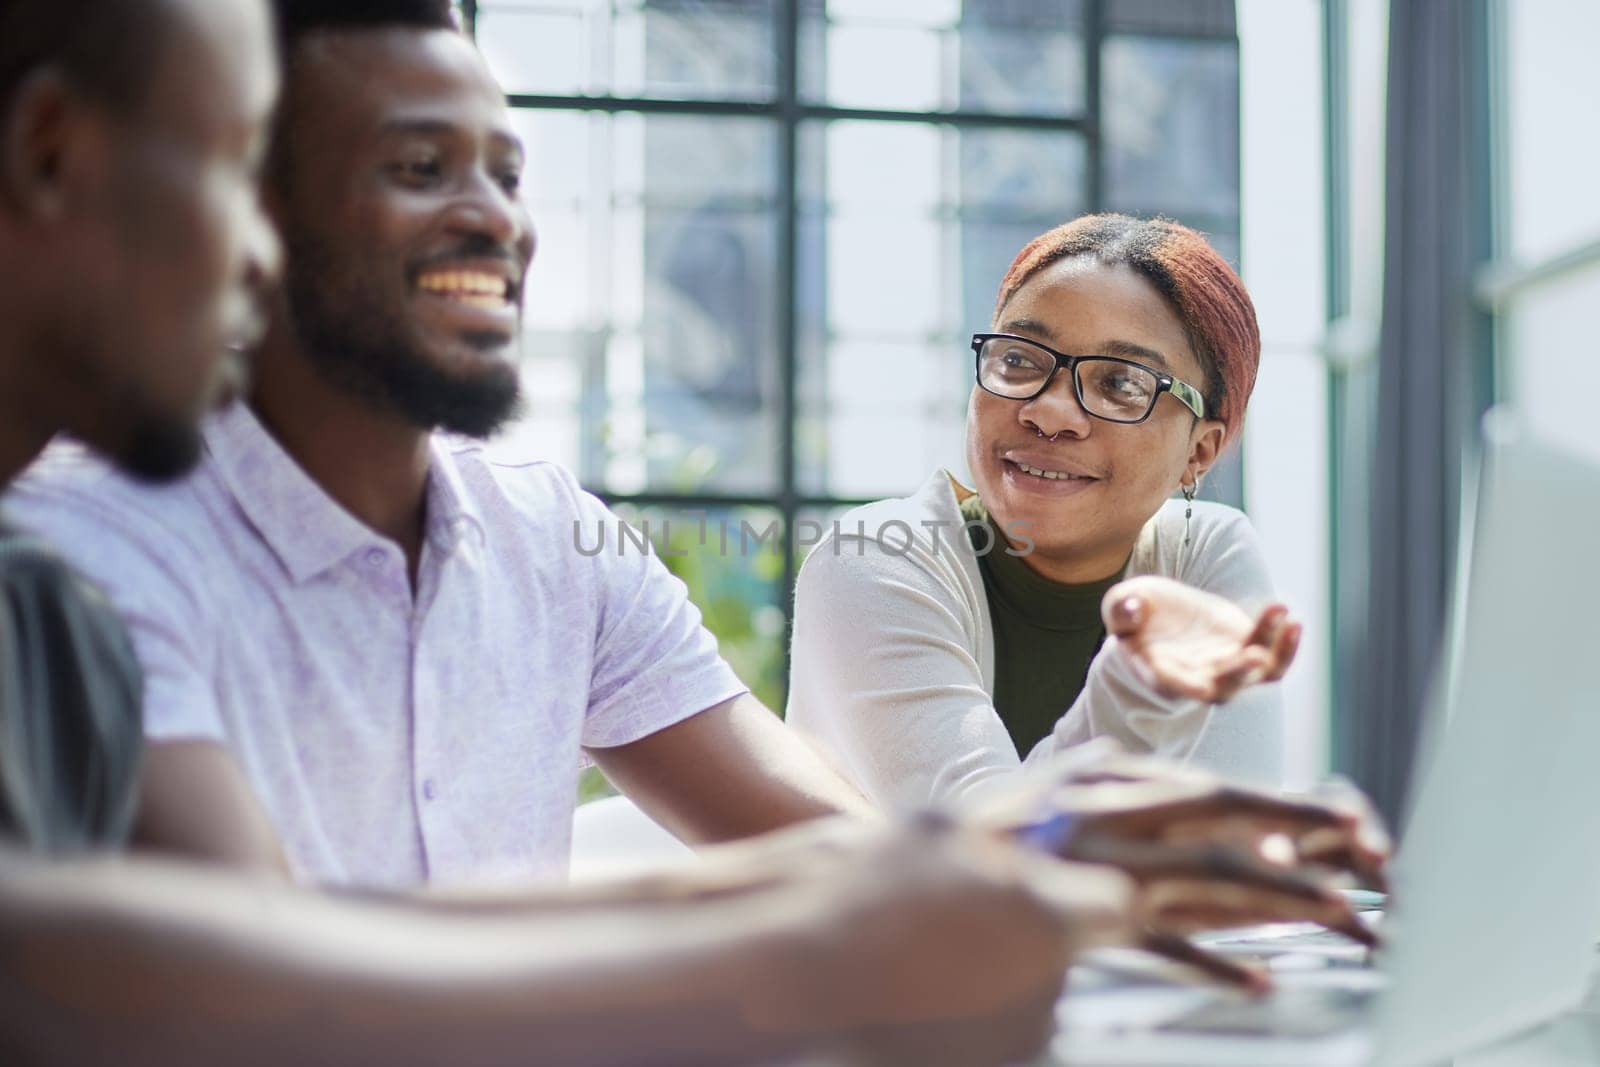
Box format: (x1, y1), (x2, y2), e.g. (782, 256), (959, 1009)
(9, 404), (746, 887)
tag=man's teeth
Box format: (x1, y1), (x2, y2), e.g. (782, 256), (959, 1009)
(417, 270), (510, 306)
(451, 294), (507, 309)
(1016, 462), (1089, 481)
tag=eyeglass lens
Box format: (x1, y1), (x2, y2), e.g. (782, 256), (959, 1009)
(976, 337), (1159, 422)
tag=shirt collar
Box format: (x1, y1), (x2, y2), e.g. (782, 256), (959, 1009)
(204, 403), (484, 585)
(422, 436), (487, 554)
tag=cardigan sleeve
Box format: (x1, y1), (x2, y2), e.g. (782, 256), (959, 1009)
(786, 531), (1025, 813)
(1030, 502), (1286, 787)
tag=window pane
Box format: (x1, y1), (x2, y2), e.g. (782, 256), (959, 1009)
(1101, 32), (1240, 507)
(477, 0), (778, 101)
(606, 504), (788, 710)
(1505, 0), (1600, 263)
(499, 111), (782, 495)
(1105, 0), (1234, 36)
(1104, 35), (1239, 224)
(800, 0), (1086, 116)
(796, 120), (1087, 498)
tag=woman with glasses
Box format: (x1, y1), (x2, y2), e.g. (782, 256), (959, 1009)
(786, 214), (1299, 810)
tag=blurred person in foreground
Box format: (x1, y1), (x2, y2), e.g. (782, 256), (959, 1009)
(0, 0), (280, 847)
(0, 0), (1387, 1062)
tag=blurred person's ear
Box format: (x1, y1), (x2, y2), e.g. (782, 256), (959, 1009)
(0, 69), (100, 223)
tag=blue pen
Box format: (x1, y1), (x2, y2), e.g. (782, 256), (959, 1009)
(1015, 811), (1079, 853)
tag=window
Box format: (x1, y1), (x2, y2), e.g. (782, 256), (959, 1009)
(463, 0), (1242, 710)
(1489, 0), (1600, 465)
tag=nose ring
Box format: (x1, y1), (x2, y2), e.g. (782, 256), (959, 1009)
(1033, 427), (1062, 443)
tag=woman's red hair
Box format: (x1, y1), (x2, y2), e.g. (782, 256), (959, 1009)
(994, 214), (1260, 434)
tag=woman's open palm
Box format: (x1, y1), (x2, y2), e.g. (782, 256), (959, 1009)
(1101, 575), (1301, 704)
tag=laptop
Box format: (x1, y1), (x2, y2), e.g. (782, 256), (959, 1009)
(1051, 416), (1600, 1066)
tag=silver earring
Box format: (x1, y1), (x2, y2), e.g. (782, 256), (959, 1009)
(1181, 479), (1197, 547)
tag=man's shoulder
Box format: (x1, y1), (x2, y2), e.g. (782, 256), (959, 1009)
(5, 441), (219, 595)
(11, 440), (119, 501)
(8, 440), (211, 535)
(436, 437), (594, 533)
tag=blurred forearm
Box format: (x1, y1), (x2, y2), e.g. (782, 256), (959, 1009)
(0, 849), (830, 1067)
(591, 694), (878, 845)
(389, 815), (878, 918)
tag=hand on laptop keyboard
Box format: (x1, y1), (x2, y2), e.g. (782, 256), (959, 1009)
(995, 754), (1390, 992)
(1072, 836), (1379, 950)
(1038, 756), (1390, 892)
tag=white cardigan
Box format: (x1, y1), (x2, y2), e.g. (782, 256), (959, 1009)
(785, 470), (1285, 812)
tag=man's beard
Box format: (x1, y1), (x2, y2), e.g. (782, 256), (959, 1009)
(61, 330), (206, 484)
(282, 234), (523, 439)
(113, 414), (203, 483)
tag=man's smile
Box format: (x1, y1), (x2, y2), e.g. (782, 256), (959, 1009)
(416, 268), (512, 309)
(411, 257), (523, 335)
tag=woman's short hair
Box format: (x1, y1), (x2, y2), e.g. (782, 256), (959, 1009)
(993, 214), (1260, 435)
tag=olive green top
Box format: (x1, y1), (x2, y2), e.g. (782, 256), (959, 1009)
(958, 493), (1125, 756)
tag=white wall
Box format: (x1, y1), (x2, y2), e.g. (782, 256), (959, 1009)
(1236, 0), (1330, 788)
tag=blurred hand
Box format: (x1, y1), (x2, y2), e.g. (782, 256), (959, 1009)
(1103, 575), (1302, 703)
(993, 755), (1391, 990)
(773, 815), (1135, 1067)
(1045, 755), (1390, 889)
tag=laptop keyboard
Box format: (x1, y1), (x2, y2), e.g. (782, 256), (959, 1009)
(1210, 926), (1365, 948)
(1157, 986), (1378, 1039)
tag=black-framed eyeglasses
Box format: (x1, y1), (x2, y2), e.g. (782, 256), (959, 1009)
(971, 333), (1207, 424)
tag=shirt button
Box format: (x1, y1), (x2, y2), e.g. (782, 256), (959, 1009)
(422, 778), (438, 801)
(364, 547), (385, 567)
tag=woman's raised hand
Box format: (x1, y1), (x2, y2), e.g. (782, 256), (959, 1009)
(1101, 575), (1302, 704)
